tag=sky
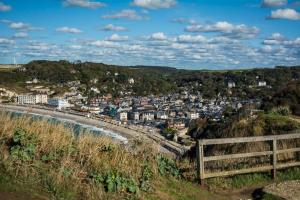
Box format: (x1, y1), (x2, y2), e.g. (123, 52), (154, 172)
(0, 0), (300, 69)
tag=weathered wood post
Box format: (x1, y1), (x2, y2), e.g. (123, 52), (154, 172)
(196, 140), (205, 185)
(272, 139), (277, 179)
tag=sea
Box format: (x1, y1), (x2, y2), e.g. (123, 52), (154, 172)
(4, 110), (128, 144)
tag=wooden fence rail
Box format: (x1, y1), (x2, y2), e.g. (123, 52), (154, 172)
(196, 133), (300, 184)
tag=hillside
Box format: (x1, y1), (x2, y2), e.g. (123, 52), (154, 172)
(0, 112), (230, 200)
(0, 60), (299, 98)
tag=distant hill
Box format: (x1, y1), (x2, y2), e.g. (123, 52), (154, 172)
(0, 60), (299, 99)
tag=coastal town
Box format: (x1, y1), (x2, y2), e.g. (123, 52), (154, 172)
(0, 75), (267, 147)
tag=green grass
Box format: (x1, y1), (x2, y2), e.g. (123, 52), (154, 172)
(261, 193), (284, 200)
(145, 177), (229, 200)
(206, 167), (300, 190)
(0, 166), (50, 200)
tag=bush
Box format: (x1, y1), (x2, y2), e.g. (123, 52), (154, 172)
(156, 155), (180, 178)
(9, 128), (37, 161)
(270, 106), (291, 116)
(91, 171), (139, 194)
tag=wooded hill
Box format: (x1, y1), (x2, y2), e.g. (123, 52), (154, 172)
(0, 60), (299, 100)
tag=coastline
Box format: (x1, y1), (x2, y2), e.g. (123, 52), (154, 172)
(0, 104), (187, 155)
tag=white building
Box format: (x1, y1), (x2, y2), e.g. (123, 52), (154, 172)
(141, 112), (155, 121)
(118, 112), (128, 121)
(187, 112), (199, 120)
(17, 94), (48, 105)
(48, 98), (71, 110)
(258, 81), (267, 87)
(128, 78), (135, 84)
(156, 111), (168, 120)
(228, 81), (236, 88)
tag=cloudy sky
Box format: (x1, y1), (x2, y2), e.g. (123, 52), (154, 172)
(0, 0), (300, 69)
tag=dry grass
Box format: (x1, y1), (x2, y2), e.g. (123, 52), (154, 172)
(0, 112), (160, 199)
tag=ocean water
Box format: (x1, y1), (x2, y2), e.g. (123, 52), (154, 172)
(5, 110), (128, 144)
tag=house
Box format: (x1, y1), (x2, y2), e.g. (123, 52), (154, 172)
(141, 112), (155, 121)
(166, 119), (186, 130)
(156, 111), (168, 120)
(48, 98), (71, 110)
(30, 86), (51, 94)
(258, 81), (267, 87)
(186, 112), (199, 120)
(25, 78), (39, 84)
(17, 94), (48, 104)
(128, 78), (135, 84)
(91, 87), (100, 94)
(228, 81), (236, 88)
(118, 112), (128, 122)
(129, 111), (140, 121)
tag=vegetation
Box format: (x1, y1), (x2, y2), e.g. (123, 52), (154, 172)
(1, 60), (299, 99)
(262, 81), (300, 116)
(0, 112), (228, 200)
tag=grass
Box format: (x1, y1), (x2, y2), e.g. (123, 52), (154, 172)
(0, 111), (299, 199)
(0, 112), (230, 200)
(0, 112), (159, 199)
(206, 167), (300, 190)
(145, 177), (229, 200)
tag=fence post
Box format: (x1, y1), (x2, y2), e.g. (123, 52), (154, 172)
(272, 139), (277, 179)
(196, 140), (205, 185)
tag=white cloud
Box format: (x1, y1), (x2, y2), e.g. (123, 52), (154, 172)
(185, 21), (260, 39)
(10, 22), (30, 30)
(102, 9), (143, 20)
(0, 2), (11, 11)
(2, 20), (43, 31)
(132, 0), (176, 9)
(63, 0), (105, 9)
(262, 0), (287, 7)
(107, 34), (129, 41)
(14, 32), (28, 38)
(85, 40), (119, 48)
(177, 35), (207, 43)
(56, 26), (82, 33)
(150, 32), (167, 40)
(268, 8), (300, 20)
(70, 45), (82, 49)
(172, 18), (197, 24)
(0, 38), (14, 45)
(102, 24), (127, 31)
(263, 33), (285, 45)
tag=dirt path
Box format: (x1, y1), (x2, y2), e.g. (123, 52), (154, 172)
(263, 180), (300, 200)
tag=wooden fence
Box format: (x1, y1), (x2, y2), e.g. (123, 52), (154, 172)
(196, 133), (300, 184)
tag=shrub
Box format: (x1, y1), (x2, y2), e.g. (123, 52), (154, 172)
(91, 171), (139, 194)
(156, 155), (180, 178)
(9, 128), (37, 161)
(270, 106), (291, 116)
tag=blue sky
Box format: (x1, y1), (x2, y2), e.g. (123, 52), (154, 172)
(0, 0), (300, 69)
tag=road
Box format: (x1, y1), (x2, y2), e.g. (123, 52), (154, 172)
(0, 104), (189, 156)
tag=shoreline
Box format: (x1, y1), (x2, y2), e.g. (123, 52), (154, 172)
(0, 104), (187, 155)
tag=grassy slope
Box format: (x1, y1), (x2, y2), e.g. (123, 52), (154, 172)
(0, 112), (227, 200)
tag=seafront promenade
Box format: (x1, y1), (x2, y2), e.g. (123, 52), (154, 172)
(0, 104), (188, 155)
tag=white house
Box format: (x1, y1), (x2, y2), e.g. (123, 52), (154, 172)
(118, 112), (128, 121)
(187, 112), (199, 120)
(258, 81), (267, 87)
(17, 94), (48, 105)
(141, 112), (155, 121)
(128, 78), (135, 84)
(156, 111), (168, 120)
(48, 98), (71, 110)
(228, 81), (236, 88)
(35, 94), (48, 104)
